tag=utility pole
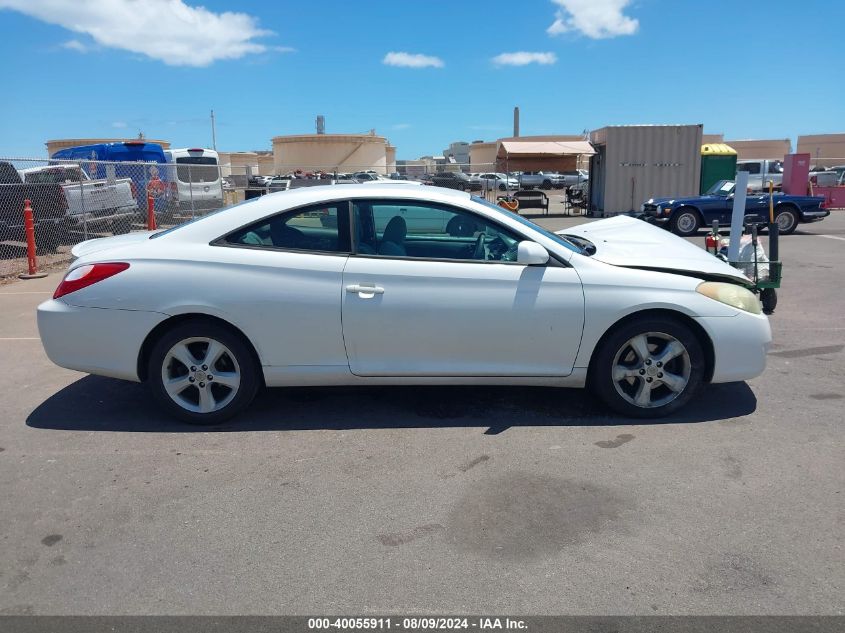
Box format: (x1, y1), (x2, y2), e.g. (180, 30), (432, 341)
(210, 109), (217, 151)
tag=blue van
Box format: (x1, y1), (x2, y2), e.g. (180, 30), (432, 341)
(51, 141), (173, 213)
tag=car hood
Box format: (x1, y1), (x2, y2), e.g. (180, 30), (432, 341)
(70, 231), (156, 260)
(559, 216), (751, 285)
(646, 194), (719, 205)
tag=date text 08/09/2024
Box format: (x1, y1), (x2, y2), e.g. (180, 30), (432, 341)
(307, 618), (527, 630)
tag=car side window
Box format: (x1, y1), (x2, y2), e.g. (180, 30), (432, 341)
(353, 200), (524, 263)
(738, 163), (761, 175)
(224, 202), (350, 253)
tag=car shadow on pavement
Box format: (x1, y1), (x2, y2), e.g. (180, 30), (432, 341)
(26, 375), (757, 433)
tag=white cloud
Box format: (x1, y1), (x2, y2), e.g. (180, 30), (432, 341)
(391, 123), (412, 130)
(111, 121), (128, 129)
(61, 39), (90, 53)
(492, 51), (557, 67)
(0, 0), (283, 66)
(382, 51), (444, 68)
(547, 0), (639, 39)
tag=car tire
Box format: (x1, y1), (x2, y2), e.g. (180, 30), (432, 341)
(498, 183), (507, 191)
(148, 320), (260, 425)
(670, 208), (701, 237)
(773, 206), (799, 235)
(542, 179), (552, 189)
(590, 315), (705, 418)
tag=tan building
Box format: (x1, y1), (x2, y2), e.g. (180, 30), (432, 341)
(469, 141), (497, 172)
(796, 134), (845, 167)
(46, 137), (171, 157)
(723, 139), (792, 161)
(271, 132), (391, 174)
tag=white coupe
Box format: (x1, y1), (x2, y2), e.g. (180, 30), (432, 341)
(37, 184), (771, 424)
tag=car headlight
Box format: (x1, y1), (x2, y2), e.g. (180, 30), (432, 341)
(696, 282), (762, 315)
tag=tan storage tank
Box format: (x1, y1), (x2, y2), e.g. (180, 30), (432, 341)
(386, 145), (397, 173)
(272, 133), (389, 174)
(589, 125), (703, 216)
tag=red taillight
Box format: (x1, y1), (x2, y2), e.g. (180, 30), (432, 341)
(53, 263), (130, 299)
(820, 199), (829, 209)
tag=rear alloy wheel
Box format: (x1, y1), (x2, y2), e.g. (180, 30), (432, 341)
(148, 321), (259, 424)
(591, 317), (705, 418)
(670, 209), (701, 237)
(774, 206), (798, 234)
(542, 179), (553, 189)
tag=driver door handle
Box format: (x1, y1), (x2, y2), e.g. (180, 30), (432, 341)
(346, 284), (384, 296)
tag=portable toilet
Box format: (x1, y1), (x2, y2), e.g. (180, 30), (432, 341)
(700, 143), (737, 193)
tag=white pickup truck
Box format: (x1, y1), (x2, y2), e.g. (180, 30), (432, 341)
(19, 164), (137, 233)
(736, 159), (783, 192)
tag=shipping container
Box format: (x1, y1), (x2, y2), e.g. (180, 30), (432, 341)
(588, 125), (703, 216)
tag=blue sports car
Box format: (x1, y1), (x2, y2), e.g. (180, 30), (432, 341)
(642, 180), (829, 236)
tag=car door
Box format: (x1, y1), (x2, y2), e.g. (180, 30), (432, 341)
(341, 199), (585, 377)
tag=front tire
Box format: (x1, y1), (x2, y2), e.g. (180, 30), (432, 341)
(590, 316), (705, 418)
(670, 208), (701, 237)
(148, 320), (260, 424)
(774, 206), (798, 234)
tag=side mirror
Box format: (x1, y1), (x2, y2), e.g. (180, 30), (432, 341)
(517, 241), (549, 265)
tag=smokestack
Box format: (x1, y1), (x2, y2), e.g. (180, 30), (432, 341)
(316, 115), (325, 135)
(513, 106), (520, 138)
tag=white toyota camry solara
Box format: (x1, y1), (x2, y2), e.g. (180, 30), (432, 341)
(37, 184), (771, 424)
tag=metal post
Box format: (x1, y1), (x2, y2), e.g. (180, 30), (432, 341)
(78, 161), (88, 240)
(729, 171), (749, 262)
(211, 109), (217, 151)
(188, 164), (195, 219)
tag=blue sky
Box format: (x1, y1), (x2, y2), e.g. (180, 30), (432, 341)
(0, 0), (842, 159)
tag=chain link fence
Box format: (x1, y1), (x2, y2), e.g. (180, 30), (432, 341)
(0, 157), (590, 279)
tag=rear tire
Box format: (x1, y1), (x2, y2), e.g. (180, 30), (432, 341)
(590, 316), (705, 418)
(774, 206), (798, 234)
(670, 208), (701, 237)
(148, 320), (260, 425)
(542, 179), (552, 189)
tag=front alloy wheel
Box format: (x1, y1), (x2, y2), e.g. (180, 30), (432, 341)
(611, 333), (691, 409)
(149, 321), (259, 424)
(671, 209), (700, 236)
(591, 316), (705, 418)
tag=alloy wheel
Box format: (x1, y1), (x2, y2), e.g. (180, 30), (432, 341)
(161, 337), (241, 414)
(611, 332), (691, 409)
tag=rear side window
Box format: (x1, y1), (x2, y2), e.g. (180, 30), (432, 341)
(225, 202), (351, 254)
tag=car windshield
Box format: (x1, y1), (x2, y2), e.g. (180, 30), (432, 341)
(706, 180), (735, 196)
(470, 196), (582, 254)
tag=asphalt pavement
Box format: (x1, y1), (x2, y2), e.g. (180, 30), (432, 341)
(0, 211), (842, 615)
